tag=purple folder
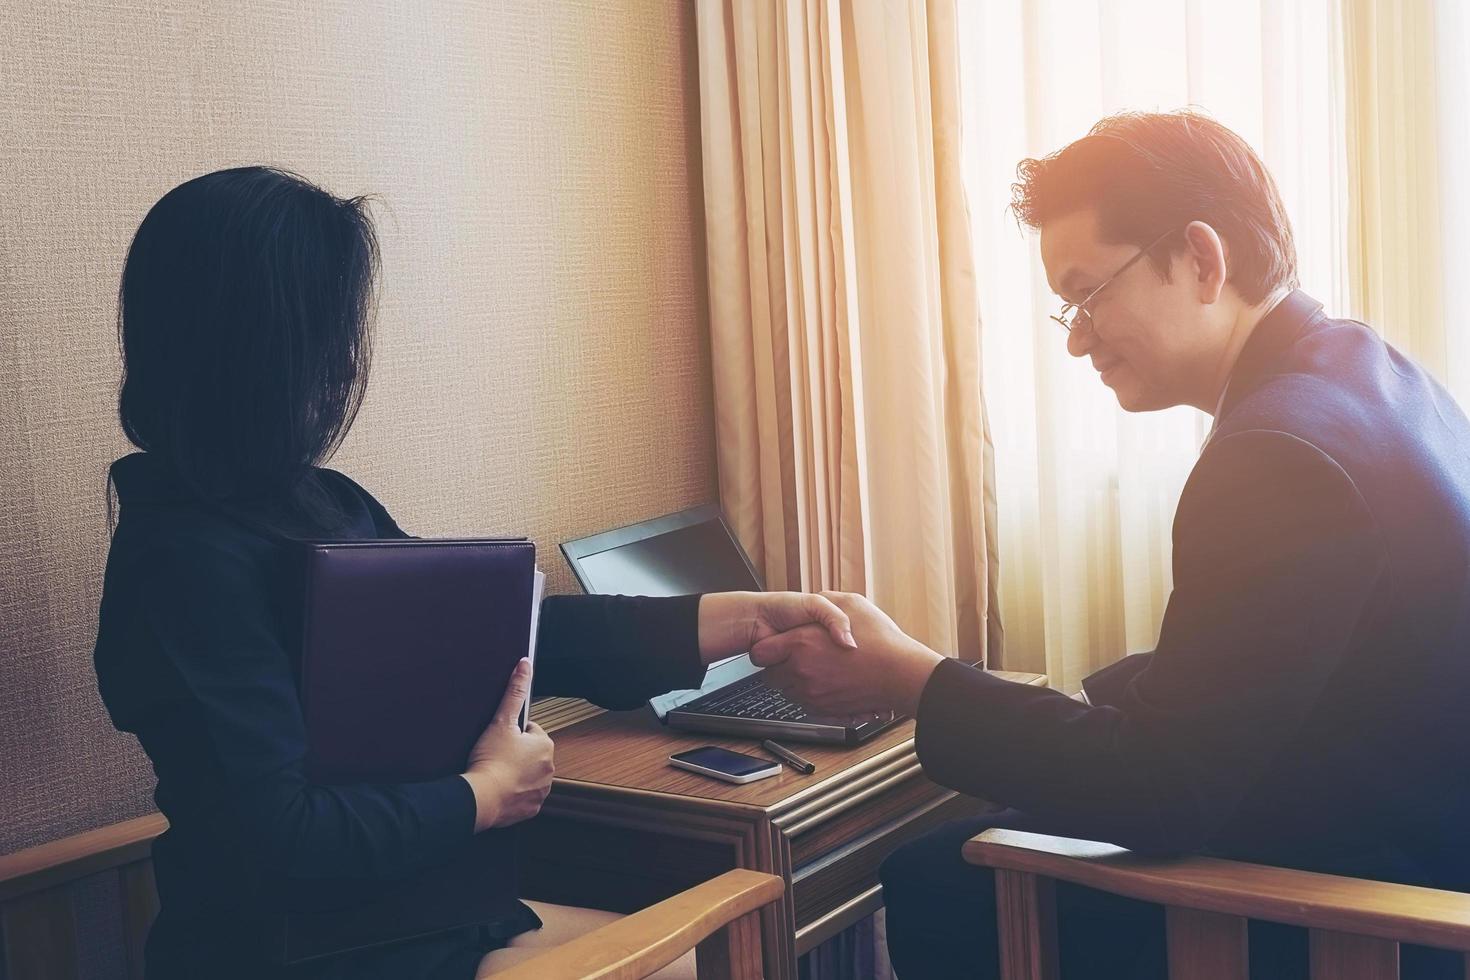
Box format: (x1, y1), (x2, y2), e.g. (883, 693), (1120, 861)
(275, 537), (536, 964)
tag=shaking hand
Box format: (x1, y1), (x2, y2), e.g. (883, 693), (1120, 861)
(748, 592), (944, 717)
(696, 590), (858, 663)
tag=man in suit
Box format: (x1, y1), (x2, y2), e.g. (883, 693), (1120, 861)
(748, 110), (1470, 978)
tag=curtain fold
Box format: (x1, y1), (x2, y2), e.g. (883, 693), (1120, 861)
(696, 0), (1000, 664)
(1342, 0), (1446, 381)
(1336, 0), (1470, 410)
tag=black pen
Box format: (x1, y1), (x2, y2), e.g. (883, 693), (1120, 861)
(762, 739), (816, 775)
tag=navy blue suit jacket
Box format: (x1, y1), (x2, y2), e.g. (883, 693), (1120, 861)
(915, 290), (1470, 889)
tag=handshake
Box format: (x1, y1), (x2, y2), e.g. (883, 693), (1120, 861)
(738, 590), (947, 720)
(463, 589), (947, 834)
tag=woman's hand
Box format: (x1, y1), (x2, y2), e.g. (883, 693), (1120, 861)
(461, 659), (556, 832)
(697, 591), (858, 664)
(749, 591), (944, 717)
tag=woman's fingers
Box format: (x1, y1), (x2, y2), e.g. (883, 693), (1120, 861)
(492, 658), (533, 727)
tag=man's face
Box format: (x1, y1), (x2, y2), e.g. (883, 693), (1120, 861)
(1040, 209), (1219, 412)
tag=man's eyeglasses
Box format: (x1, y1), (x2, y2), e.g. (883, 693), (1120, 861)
(1050, 229), (1176, 333)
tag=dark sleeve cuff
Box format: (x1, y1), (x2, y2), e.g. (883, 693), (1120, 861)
(618, 593), (706, 697)
(534, 593), (706, 709)
(914, 658), (1098, 805)
(434, 772), (480, 841)
(914, 659), (1013, 790)
(1079, 652), (1154, 708)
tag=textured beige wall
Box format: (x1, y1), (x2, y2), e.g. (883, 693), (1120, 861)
(0, 1), (713, 854)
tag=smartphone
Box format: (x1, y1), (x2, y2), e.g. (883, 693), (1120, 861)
(668, 745), (782, 784)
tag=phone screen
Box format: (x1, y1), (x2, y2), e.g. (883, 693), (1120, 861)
(670, 746), (777, 777)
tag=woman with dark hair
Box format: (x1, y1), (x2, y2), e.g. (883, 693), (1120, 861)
(93, 167), (851, 979)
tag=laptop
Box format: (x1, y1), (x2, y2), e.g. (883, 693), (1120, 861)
(560, 505), (900, 745)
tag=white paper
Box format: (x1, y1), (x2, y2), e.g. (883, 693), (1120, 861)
(520, 568), (545, 730)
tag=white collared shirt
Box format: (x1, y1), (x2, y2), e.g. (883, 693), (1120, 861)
(1203, 291), (1290, 451)
(1204, 377), (1231, 450)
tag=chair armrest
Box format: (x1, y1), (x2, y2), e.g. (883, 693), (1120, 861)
(0, 813), (168, 902)
(964, 829), (1470, 953)
(488, 868), (784, 979)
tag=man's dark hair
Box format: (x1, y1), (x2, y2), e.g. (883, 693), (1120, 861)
(1011, 110), (1298, 304)
(116, 166), (378, 532)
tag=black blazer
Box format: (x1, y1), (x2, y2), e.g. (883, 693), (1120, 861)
(93, 453), (708, 979)
(915, 290), (1470, 890)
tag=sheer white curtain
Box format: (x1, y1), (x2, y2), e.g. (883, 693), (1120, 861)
(954, 0), (1349, 691)
(1436, 0), (1470, 402)
(1349, 0), (1470, 406)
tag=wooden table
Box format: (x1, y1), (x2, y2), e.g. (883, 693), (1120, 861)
(522, 670), (1047, 980)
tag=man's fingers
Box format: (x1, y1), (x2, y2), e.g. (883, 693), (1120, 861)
(753, 622), (841, 666)
(806, 594), (858, 648)
(749, 635), (792, 667)
(761, 662), (795, 690)
(492, 658), (533, 727)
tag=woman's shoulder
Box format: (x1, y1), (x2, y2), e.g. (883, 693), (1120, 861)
(107, 452), (402, 544)
(96, 498), (286, 693)
(103, 457), (287, 593)
(104, 506), (282, 612)
(314, 466), (408, 537)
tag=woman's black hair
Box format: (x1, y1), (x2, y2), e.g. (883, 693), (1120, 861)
(115, 166), (378, 535)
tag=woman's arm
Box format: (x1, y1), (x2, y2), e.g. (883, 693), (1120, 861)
(530, 591), (855, 709)
(460, 659), (555, 832)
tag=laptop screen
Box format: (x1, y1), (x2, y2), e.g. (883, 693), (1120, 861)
(574, 519), (761, 597)
(562, 508), (765, 718)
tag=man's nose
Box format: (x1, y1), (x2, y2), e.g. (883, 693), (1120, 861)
(1066, 321), (1096, 358)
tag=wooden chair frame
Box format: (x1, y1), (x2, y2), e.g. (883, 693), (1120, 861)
(0, 812), (781, 980)
(964, 828), (1470, 980)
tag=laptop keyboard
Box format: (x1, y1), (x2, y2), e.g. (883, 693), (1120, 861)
(682, 676), (812, 723)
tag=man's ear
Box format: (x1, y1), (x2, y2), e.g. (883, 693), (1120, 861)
(1182, 220), (1227, 304)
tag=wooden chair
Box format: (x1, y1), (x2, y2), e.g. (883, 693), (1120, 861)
(1, 812), (781, 980)
(963, 829), (1470, 980)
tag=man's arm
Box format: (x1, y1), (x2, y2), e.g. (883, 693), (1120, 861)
(1078, 651), (1153, 707)
(913, 430), (1385, 854)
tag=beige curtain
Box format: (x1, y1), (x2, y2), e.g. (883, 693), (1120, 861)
(1340, 0), (1470, 405)
(695, 0), (1000, 664)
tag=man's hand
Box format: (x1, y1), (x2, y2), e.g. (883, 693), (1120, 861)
(697, 591), (858, 664)
(748, 592), (944, 717)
